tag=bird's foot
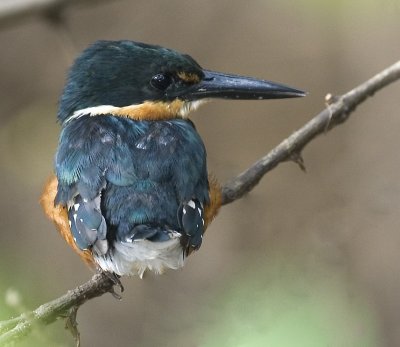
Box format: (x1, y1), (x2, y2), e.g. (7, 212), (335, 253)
(100, 270), (124, 299)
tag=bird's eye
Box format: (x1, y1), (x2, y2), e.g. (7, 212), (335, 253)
(150, 73), (172, 90)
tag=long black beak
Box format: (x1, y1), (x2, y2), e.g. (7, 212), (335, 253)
(184, 70), (305, 100)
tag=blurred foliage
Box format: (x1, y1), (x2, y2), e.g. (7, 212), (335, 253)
(0, 262), (71, 347)
(296, 0), (397, 12)
(200, 255), (381, 347)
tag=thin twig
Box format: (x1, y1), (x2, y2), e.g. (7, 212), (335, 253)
(0, 273), (115, 346)
(0, 0), (117, 29)
(222, 60), (400, 204)
(0, 60), (399, 345)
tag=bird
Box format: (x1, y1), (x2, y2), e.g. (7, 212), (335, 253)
(41, 40), (304, 279)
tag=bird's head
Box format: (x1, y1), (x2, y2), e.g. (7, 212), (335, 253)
(59, 40), (305, 123)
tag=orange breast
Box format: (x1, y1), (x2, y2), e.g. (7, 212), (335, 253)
(204, 176), (222, 229)
(40, 175), (95, 268)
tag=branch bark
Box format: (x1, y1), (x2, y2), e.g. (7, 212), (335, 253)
(0, 0), (117, 28)
(222, 60), (400, 204)
(0, 273), (115, 345)
(1, 60), (399, 345)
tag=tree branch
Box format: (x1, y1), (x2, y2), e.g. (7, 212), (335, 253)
(0, 0), (117, 29)
(1, 60), (399, 345)
(0, 273), (115, 345)
(222, 60), (400, 204)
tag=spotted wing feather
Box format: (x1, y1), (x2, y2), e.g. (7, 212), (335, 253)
(178, 199), (205, 250)
(68, 194), (108, 254)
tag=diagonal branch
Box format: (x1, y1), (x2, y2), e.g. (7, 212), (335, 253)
(0, 0), (117, 29)
(222, 60), (400, 204)
(0, 273), (115, 345)
(1, 60), (399, 345)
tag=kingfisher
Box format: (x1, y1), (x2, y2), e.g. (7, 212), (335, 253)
(41, 40), (304, 279)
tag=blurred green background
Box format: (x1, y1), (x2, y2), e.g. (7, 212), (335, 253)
(1, 0), (400, 346)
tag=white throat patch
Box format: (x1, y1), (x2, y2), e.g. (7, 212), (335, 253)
(177, 100), (208, 118)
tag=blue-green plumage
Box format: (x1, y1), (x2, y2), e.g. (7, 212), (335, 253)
(55, 115), (209, 254)
(49, 39), (304, 276)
